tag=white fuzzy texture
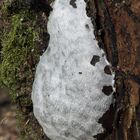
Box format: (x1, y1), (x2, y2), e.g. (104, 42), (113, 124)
(32, 0), (114, 140)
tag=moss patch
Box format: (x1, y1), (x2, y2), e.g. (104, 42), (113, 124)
(1, 13), (39, 98)
(0, 0), (51, 139)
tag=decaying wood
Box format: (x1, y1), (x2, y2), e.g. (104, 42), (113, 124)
(0, 0), (139, 139)
(86, 0), (140, 140)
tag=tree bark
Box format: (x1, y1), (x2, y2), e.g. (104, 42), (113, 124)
(87, 0), (140, 140)
(0, 0), (140, 140)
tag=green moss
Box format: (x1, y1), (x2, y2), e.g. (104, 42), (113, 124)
(0, 0), (49, 139)
(0, 2), (39, 101)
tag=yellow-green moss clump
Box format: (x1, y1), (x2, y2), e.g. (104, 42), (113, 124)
(1, 13), (39, 98)
(0, 0), (40, 101)
(0, 0), (50, 139)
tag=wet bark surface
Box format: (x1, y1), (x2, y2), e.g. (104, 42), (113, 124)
(86, 0), (140, 140)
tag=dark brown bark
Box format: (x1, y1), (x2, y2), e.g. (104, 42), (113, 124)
(87, 0), (140, 140)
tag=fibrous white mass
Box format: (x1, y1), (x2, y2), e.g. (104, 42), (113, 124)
(32, 0), (114, 140)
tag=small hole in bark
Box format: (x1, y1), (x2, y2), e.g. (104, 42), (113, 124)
(79, 72), (82, 74)
(70, 0), (77, 8)
(90, 55), (100, 66)
(104, 65), (112, 75)
(102, 86), (113, 96)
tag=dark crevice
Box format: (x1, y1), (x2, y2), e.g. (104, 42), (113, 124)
(113, 72), (127, 140)
(103, 0), (119, 67)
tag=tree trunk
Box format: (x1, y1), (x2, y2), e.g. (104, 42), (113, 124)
(86, 0), (140, 140)
(0, 0), (140, 140)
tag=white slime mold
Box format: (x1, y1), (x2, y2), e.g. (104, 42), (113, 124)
(32, 0), (114, 140)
